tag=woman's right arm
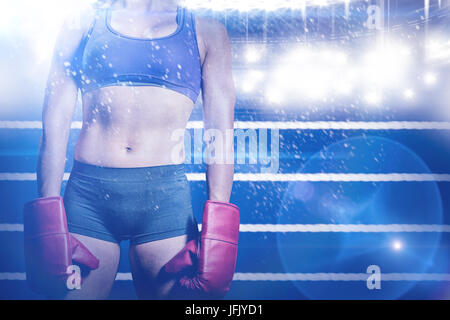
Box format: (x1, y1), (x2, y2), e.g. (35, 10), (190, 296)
(37, 9), (94, 198)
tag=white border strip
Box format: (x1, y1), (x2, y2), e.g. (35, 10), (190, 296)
(1, 173), (450, 182)
(1, 121), (450, 130)
(2, 224), (450, 233)
(1, 272), (450, 281)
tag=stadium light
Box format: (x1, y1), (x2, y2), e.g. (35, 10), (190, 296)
(364, 91), (382, 105)
(266, 87), (284, 104)
(392, 240), (403, 251)
(241, 70), (265, 93)
(1, 0), (96, 64)
(245, 46), (265, 63)
(270, 46), (351, 102)
(403, 88), (415, 100)
(426, 36), (450, 63)
(361, 43), (412, 88)
(424, 72), (438, 86)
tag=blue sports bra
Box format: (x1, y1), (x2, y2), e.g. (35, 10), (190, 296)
(70, 6), (202, 103)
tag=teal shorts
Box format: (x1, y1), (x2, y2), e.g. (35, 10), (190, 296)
(63, 160), (199, 245)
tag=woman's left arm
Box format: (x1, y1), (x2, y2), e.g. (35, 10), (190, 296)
(161, 20), (239, 296)
(199, 19), (236, 202)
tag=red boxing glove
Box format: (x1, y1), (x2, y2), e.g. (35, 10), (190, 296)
(163, 200), (240, 298)
(23, 196), (99, 294)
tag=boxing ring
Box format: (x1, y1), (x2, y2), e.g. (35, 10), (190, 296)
(1, 0), (450, 299)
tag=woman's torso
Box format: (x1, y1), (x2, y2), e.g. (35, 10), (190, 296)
(72, 5), (205, 168)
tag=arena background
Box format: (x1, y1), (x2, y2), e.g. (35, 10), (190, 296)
(0, 0), (449, 299)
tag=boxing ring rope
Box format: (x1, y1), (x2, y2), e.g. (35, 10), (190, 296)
(1, 120), (450, 130)
(2, 223), (450, 233)
(2, 172), (450, 182)
(232, 273), (450, 282)
(1, 272), (450, 282)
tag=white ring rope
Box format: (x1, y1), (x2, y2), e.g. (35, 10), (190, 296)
(2, 224), (450, 233)
(1, 173), (450, 182)
(232, 273), (450, 281)
(1, 121), (450, 130)
(234, 121), (450, 130)
(230, 173), (450, 182)
(1, 272), (450, 281)
(238, 224), (450, 233)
